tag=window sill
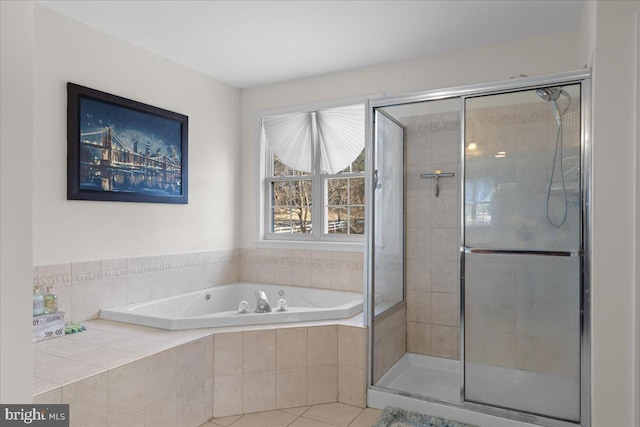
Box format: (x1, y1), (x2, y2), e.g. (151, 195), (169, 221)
(254, 239), (364, 252)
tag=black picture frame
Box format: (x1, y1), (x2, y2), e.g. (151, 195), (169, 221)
(67, 83), (188, 204)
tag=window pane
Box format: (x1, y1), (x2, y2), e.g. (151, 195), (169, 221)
(272, 208), (292, 233)
(291, 180), (313, 207)
(349, 177), (365, 205)
(328, 178), (348, 206)
(273, 154), (308, 177)
(272, 181), (290, 207)
(349, 206), (365, 234)
(271, 179), (312, 234)
(292, 208), (312, 233)
(327, 207), (348, 234)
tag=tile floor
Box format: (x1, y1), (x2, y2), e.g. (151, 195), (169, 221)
(200, 403), (381, 427)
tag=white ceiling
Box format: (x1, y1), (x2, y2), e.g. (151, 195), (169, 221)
(37, 0), (584, 89)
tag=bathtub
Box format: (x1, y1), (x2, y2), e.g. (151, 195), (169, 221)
(99, 282), (363, 330)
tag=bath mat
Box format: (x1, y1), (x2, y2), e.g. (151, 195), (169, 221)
(373, 407), (479, 427)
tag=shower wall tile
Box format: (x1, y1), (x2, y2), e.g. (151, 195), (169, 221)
(406, 258), (431, 292)
(405, 228), (432, 259)
(407, 290), (431, 324)
(431, 195), (457, 229)
(404, 113), (461, 360)
(431, 260), (457, 294)
(431, 325), (458, 359)
(407, 321), (431, 355)
(373, 305), (405, 383)
(431, 228), (458, 261)
(431, 292), (458, 327)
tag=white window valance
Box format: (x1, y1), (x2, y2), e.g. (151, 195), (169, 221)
(262, 104), (364, 174)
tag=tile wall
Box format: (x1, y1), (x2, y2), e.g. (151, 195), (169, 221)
(33, 249), (240, 323)
(239, 249), (364, 293)
(33, 321), (367, 427)
(372, 304), (406, 382)
(404, 112), (460, 360)
(32, 247), (364, 325)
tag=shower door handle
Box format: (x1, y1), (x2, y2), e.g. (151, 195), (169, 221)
(463, 247), (582, 257)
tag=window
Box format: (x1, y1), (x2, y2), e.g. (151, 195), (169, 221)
(261, 103), (365, 241)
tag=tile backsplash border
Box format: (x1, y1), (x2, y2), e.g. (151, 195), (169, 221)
(33, 249), (241, 323)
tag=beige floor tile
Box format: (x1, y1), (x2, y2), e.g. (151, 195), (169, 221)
(226, 410), (297, 427)
(303, 403), (362, 427)
(347, 408), (382, 427)
(280, 406), (310, 416)
(207, 414), (241, 426)
(291, 417), (336, 427)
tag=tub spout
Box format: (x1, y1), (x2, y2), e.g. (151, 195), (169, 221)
(254, 290), (271, 313)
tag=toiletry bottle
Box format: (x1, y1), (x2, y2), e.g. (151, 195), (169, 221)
(44, 286), (58, 314)
(33, 285), (44, 316)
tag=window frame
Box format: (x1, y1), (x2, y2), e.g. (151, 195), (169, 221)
(258, 98), (369, 245)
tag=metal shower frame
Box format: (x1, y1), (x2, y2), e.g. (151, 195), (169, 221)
(365, 69), (592, 427)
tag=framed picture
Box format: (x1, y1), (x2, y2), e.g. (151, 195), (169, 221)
(67, 83), (188, 204)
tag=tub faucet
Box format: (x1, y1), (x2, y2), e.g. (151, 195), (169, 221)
(254, 290), (272, 313)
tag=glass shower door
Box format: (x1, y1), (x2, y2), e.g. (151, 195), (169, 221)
(370, 109), (405, 383)
(463, 85), (582, 422)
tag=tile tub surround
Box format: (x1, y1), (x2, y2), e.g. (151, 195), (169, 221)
(240, 249), (364, 293)
(33, 249), (240, 323)
(33, 317), (367, 427)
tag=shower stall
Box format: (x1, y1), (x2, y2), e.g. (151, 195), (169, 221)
(366, 71), (591, 427)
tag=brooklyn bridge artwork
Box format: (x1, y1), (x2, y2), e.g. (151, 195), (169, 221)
(67, 83), (188, 204)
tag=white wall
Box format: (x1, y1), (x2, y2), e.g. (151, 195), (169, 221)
(0, 0), (35, 402)
(583, 2), (640, 426)
(33, 6), (241, 265)
(239, 31), (580, 248)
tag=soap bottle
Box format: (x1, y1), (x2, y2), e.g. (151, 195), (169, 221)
(33, 285), (44, 316)
(44, 286), (58, 314)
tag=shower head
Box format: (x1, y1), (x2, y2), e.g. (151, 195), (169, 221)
(536, 87), (562, 102)
(537, 86), (568, 126)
